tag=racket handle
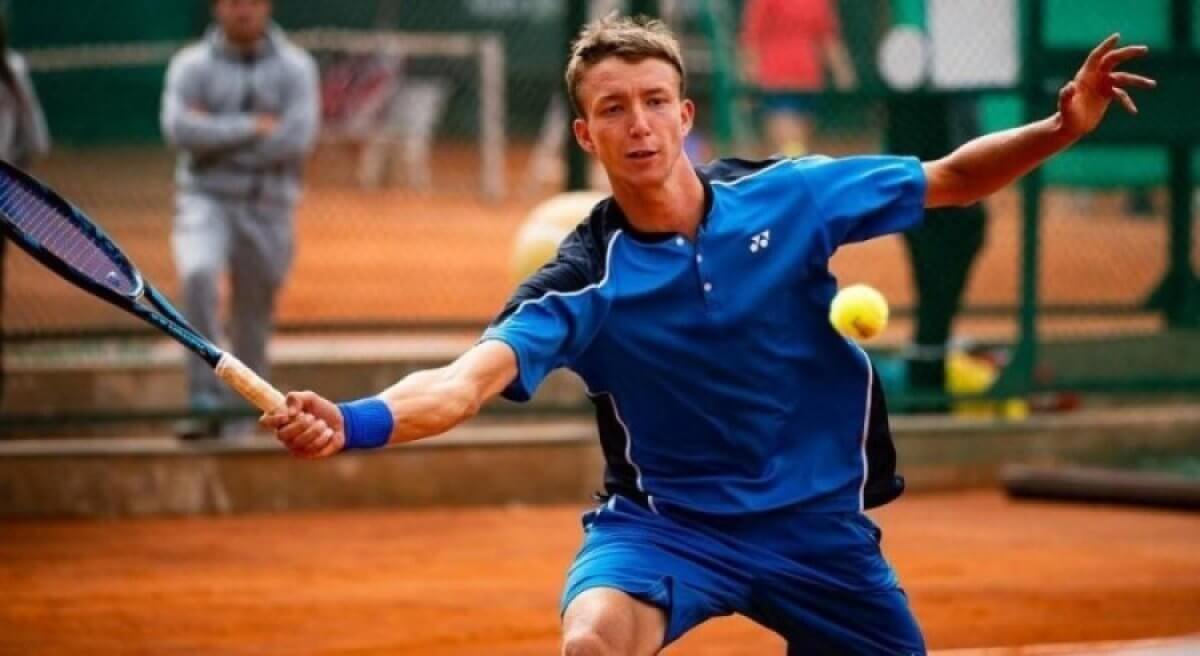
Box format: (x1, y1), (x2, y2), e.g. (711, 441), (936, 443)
(215, 353), (287, 412)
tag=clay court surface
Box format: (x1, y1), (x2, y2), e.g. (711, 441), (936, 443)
(4, 146), (1184, 342)
(1, 490), (1197, 654)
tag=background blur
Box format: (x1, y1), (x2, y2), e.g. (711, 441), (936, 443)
(0, 2), (1197, 654)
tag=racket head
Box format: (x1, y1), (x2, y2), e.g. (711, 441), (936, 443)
(0, 159), (144, 306)
(0, 159), (223, 367)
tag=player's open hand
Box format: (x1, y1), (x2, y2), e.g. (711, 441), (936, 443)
(260, 391), (346, 458)
(1059, 34), (1156, 138)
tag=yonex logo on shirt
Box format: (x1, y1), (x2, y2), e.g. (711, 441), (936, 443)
(750, 230), (771, 253)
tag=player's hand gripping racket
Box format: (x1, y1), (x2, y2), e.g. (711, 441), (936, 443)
(0, 159), (285, 412)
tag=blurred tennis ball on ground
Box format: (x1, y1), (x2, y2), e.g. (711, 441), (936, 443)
(829, 284), (889, 341)
(511, 191), (606, 284)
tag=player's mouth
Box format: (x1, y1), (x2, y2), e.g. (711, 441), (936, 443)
(626, 149), (658, 161)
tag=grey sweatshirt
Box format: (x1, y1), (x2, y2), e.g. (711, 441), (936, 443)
(161, 24), (319, 205)
(0, 52), (50, 167)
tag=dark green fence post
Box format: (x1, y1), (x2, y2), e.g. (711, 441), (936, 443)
(994, 0), (1041, 396)
(1146, 0), (1200, 327)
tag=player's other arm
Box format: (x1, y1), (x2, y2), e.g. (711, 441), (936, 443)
(923, 34), (1155, 209)
(261, 340), (517, 458)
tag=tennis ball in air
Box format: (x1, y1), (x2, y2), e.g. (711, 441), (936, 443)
(829, 284), (889, 341)
(511, 191), (605, 284)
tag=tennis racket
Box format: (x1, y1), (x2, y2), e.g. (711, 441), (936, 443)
(0, 159), (285, 412)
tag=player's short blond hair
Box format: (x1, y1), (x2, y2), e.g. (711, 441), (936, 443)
(565, 14), (687, 117)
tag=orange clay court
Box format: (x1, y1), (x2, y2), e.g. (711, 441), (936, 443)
(1, 491), (1198, 655)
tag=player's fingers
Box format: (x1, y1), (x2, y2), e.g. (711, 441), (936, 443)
(1109, 72), (1157, 90)
(1112, 87), (1138, 114)
(276, 412), (316, 444)
(313, 431), (344, 458)
(259, 408), (289, 430)
(310, 427), (334, 452)
(292, 418), (330, 450)
(1083, 33), (1120, 71)
(1100, 45), (1149, 72)
(285, 391), (307, 418)
(260, 415), (286, 432)
(297, 427), (335, 458)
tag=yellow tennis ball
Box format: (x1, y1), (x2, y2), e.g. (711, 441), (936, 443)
(829, 284), (889, 341)
(511, 221), (567, 283)
(526, 191), (606, 231)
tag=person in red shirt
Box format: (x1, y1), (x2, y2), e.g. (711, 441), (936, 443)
(741, 0), (857, 156)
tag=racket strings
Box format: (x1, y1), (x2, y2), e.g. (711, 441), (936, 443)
(0, 178), (137, 295)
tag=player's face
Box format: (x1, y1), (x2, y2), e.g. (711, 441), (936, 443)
(573, 57), (694, 190)
(214, 0), (272, 47)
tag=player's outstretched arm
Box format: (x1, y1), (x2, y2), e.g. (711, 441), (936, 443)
(923, 34), (1156, 209)
(261, 340), (518, 458)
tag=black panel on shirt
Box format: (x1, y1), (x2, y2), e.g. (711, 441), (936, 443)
(488, 202), (614, 328)
(696, 156), (788, 185)
(864, 360), (905, 509)
(588, 392), (644, 504)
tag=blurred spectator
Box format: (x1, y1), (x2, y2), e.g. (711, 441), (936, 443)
(160, 0), (318, 439)
(740, 0), (856, 157)
(0, 11), (51, 410)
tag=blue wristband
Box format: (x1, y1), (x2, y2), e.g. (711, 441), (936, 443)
(337, 397), (394, 450)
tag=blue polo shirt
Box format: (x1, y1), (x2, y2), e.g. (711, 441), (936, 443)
(482, 155), (926, 516)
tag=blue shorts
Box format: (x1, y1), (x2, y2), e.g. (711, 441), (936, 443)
(561, 496), (925, 655)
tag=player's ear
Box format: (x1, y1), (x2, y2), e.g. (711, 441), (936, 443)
(573, 117), (596, 154)
(680, 98), (695, 137)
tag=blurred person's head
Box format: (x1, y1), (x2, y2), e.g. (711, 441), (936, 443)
(212, 0), (271, 49)
(567, 15), (694, 191)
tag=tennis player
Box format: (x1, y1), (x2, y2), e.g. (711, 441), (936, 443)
(262, 16), (1152, 655)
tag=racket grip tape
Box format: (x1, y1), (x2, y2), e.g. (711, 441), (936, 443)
(215, 353), (287, 412)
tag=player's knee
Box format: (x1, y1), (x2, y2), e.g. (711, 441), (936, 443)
(561, 627), (621, 656)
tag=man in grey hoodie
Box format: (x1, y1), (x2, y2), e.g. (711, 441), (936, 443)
(161, 0), (318, 438)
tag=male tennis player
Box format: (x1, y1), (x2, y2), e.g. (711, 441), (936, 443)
(263, 16), (1152, 655)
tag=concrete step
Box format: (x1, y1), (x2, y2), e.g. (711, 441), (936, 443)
(1, 333), (588, 436)
(2, 405), (1197, 518)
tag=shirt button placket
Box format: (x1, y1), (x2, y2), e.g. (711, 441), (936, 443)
(696, 245), (714, 304)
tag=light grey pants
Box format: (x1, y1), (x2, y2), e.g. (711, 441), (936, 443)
(172, 192), (294, 410)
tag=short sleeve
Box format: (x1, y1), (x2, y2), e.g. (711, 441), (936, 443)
(796, 155), (926, 259)
(480, 229), (611, 402)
